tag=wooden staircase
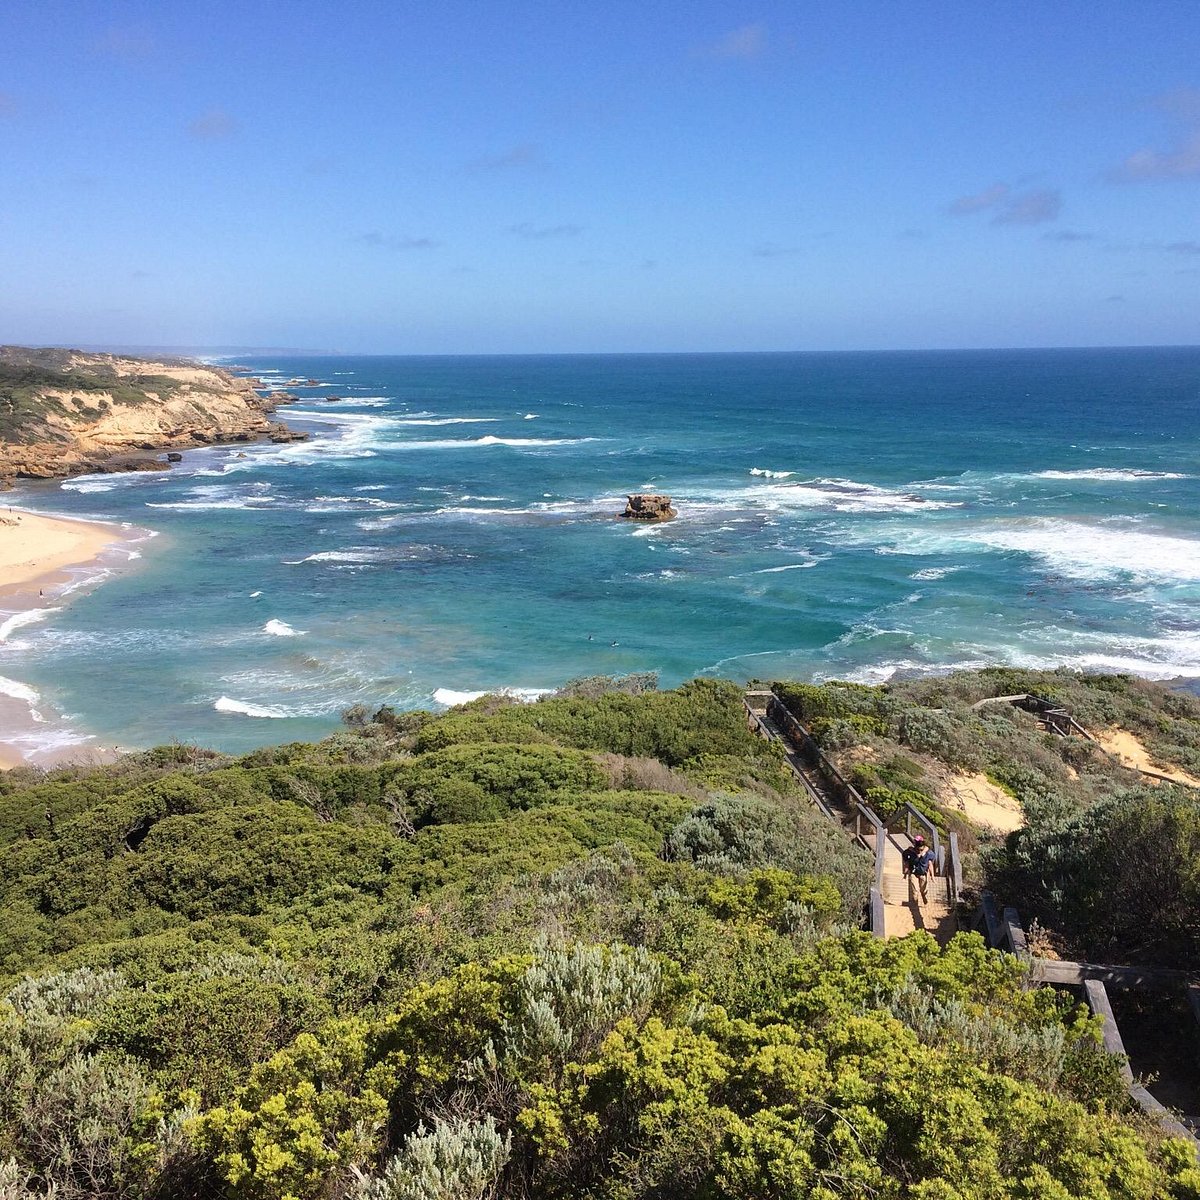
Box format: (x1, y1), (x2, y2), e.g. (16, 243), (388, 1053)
(745, 690), (958, 945)
(878, 829), (954, 941)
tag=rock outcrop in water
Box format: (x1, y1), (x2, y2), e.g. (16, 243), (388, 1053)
(622, 493), (677, 521)
(0, 346), (303, 484)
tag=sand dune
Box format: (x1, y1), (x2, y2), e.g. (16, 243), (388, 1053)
(943, 770), (1024, 833)
(1096, 729), (1200, 789)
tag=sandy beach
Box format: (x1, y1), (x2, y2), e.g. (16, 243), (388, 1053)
(0, 509), (127, 594)
(0, 508), (144, 769)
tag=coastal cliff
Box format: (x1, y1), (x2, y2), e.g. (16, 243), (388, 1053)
(0, 346), (299, 483)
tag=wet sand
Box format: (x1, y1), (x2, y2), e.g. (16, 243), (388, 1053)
(0, 509), (148, 769)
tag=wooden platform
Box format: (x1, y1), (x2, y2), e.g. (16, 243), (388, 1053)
(876, 829), (955, 943)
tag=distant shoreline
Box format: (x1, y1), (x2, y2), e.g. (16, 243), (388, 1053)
(0, 345), (306, 486)
(0, 509), (153, 769)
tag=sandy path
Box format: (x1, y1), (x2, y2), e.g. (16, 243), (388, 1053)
(1096, 729), (1200, 789)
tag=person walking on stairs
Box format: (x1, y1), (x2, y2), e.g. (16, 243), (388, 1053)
(902, 834), (936, 905)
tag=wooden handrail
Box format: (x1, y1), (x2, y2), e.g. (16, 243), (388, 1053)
(746, 691), (889, 935)
(947, 832), (962, 907)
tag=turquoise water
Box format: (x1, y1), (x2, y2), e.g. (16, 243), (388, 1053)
(6, 347), (1200, 754)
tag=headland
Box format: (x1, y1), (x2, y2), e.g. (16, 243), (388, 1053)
(0, 344), (304, 485)
(0, 344), (310, 768)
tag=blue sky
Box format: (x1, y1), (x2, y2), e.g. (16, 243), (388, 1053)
(1, 1), (1198, 353)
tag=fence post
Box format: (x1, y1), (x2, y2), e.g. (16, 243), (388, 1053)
(1084, 980), (1134, 1084)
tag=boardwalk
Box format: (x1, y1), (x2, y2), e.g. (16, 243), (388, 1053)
(877, 828), (954, 940)
(745, 689), (957, 945)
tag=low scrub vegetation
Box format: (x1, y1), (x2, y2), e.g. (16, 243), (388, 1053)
(0, 673), (1197, 1197)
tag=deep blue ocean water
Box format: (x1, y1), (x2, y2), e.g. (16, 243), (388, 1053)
(4, 347), (1199, 754)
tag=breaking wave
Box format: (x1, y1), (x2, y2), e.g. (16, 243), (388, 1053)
(1029, 468), (1189, 482)
(0, 607), (62, 643)
(432, 686), (553, 707)
(214, 696), (293, 718)
(0, 675), (40, 703)
(263, 619), (303, 637)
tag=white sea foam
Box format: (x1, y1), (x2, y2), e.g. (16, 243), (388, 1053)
(305, 495), (404, 512)
(294, 549), (386, 564)
(51, 568), (116, 600)
(1008, 627), (1200, 679)
(392, 417), (500, 426)
(750, 468), (795, 479)
(966, 518), (1200, 583)
(263, 619), (304, 637)
(758, 477), (960, 512)
(432, 686), (552, 707)
(432, 688), (487, 706)
(289, 546), (456, 566)
(144, 482), (275, 511)
(284, 408), (387, 426)
(754, 562), (818, 573)
(61, 471), (163, 493)
(909, 567), (960, 581)
(147, 497), (274, 511)
(214, 696), (293, 718)
(523, 413), (539, 419)
(831, 658), (994, 686)
(391, 435), (594, 450)
(827, 623), (1200, 688)
(250, 590), (263, 597)
(1030, 468), (1189, 482)
(431, 506), (528, 517)
(688, 476), (961, 516)
(0, 675), (40, 703)
(0, 607), (62, 642)
(854, 517), (1200, 585)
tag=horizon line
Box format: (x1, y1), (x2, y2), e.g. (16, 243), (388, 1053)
(35, 340), (1200, 361)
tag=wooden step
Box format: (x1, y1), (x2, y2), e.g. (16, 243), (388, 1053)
(882, 874), (949, 905)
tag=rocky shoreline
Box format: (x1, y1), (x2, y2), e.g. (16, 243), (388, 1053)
(0, 346), (307, 486)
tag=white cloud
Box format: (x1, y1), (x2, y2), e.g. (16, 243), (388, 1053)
(992, 188), (1061, 225)
(697, 23), (767, 61)
(93, 27), (157, 61)
(353, 233), (438, 251)
(1112, 128), (1200, 181)
(467, 144), (541, 173)
(509, 222), (583, 239)
(946, 183), (1009, 215)
(1111, 87), (1200, 181)
(946, 183), (1061, 225)
(188, 110), (237, 140)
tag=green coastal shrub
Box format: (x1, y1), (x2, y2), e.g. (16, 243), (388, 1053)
(352, 1116), (510, 1200)
(0, 969), (162, 1200)
(663, 792), (871, 916)
(988, 784), (1200, 966)
(386, 744), (607, 814)
(2, 676), (1199, 1197)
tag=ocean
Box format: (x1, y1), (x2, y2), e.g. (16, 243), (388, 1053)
(4, 347), (1199, 755)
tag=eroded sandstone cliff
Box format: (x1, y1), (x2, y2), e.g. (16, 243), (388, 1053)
(0, 346), (302, 482)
